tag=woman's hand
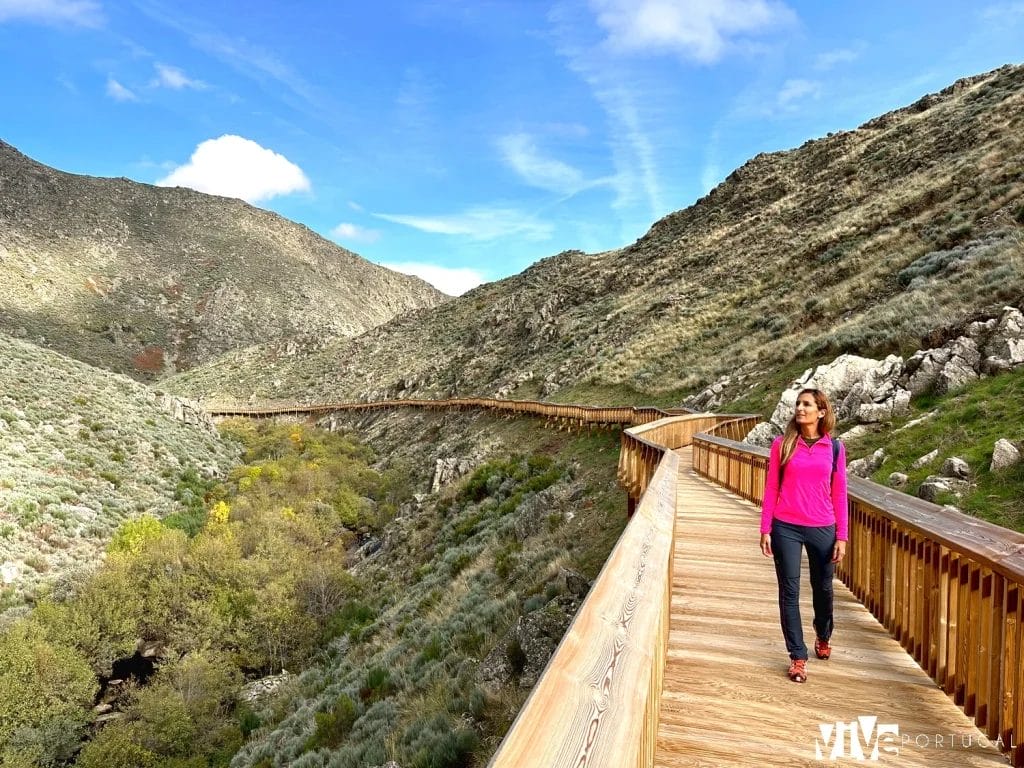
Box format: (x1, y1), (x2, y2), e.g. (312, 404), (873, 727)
(832, 540), (847, 563)
(760, 533), (772, 557)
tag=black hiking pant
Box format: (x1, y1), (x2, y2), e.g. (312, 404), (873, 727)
(771, 519), (836, 661)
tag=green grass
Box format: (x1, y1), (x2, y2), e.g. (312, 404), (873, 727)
(843, 367), (1024, 530)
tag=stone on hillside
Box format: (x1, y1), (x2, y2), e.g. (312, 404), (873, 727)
(991, 439), (1021, 472)
(743, 421), (780, 447)
(982, 307), (1024, 373)
(941, 456), (970, 478)
(919, 475), (969, 502)
(431, 457), (474, 493)
(848, 448), (886, 478)
(902, 347), (951, 396)
(888, 472), (909, 488)
(911, 448), (939, 469)
(935, 338), (981, 394)
(478, 594), (583, 692)
(894, 411), (937, 432)
(683, 375), (732, 411)
(768, 354), (908, 430)
(838, 424), (874, 441)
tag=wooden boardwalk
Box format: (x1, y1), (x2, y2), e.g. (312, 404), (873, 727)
(654, 449), (1010, 767)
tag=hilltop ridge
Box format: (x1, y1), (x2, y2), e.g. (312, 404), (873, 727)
(0, 141), (448, 379)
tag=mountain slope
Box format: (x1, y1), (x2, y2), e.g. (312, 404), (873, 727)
(0, 333), (239, 611)
(0, 141), (447, 379)
(168, 64), (1024, 406)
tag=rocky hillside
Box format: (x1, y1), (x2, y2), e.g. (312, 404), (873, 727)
(0, 141), (447, 379)
(169, 64), (1024, 406)
(0, 333), (239, 613)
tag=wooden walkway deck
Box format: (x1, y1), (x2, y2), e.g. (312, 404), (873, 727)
(654, 448), (1009, 767)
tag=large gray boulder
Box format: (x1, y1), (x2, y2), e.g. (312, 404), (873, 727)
(991, 439), (1021, 472)
(981, 307), (1024, 373)
(767, 354), (909, 430)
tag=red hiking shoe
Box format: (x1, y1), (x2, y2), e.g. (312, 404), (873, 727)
(788, 659), (807, 683)
(814, 637), (832, 660)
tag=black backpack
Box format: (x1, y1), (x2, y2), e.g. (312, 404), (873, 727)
(779, 437), (841, 489)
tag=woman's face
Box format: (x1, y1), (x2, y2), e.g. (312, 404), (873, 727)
(794, 392), (824, 430)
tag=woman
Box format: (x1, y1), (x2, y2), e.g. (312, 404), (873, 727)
(759, 387), (848, 683)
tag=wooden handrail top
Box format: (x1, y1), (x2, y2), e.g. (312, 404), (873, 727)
(693, 432), (1024, 582)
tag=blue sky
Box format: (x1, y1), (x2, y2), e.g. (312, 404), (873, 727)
(2, 1), (1023, 295)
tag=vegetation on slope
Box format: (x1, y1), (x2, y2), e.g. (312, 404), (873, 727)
(0, 415), (627, 768)
(0, 333), (238, 613)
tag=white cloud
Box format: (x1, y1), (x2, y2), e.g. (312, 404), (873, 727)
(374, 207), (553, 241)
(0, 0), (101, 26)
(330, 223), (381, 244)
(589, 0), (797, 63)
(156, 135), (311, 204)
(378, 261), (485, 296)
(814, 45), (862, 70)
(777, 78), (821, 107)
(152, 63), (205, 90)
(106, 77), (137, 102)
(498, 133), (586, 194)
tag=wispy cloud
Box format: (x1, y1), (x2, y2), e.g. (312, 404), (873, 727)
(374, 207), (553, 241)
(549, 7), (665, 218)
(157, 135), (311, 204)
(377, 261), (486, 296)
(106, 77), (137, 102)
(588, 0), (796, 63)
(498, 133), (586, 194)
(777, 78), (821, 107)
(151, 62), (205, 90)
(981, 2), (1024, 20)
(814, 44), (863, 70)
(0, 0), (102, 27)
(330, 222), (381, 244)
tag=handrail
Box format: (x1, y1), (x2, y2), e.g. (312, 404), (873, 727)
(692, 428), (1024, 767)
(204, 397), (689, 427)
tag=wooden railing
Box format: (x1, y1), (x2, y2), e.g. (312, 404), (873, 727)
(489, 411), (746, 767)
(205, 397), (688, 427)
(692, 426), (1024, 767)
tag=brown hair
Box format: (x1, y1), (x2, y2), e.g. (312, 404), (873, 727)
(780, 387), (836, 468)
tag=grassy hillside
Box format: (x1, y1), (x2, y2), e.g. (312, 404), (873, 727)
(0, 333), (238, 614)
(842, 367), (1024, 530)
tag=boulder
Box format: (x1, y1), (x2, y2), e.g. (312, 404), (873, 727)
(768, 354), (908, 430)
(991, 439), (1021, 472)
(919, 475), (969, 502)
(744, 421), (780, 447)
(940, 457), (970, 479)
(431, 457), (474, 493)
(911, 449), (939, 470)
(981, 307), (1024, 373)
(478, 594), (583, 692)
(935, 338), (981, 394)
(848, 448), (886, 478)
(888, 472), (909, 488)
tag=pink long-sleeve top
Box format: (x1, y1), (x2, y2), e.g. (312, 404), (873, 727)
(760, 434), (849, 540)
